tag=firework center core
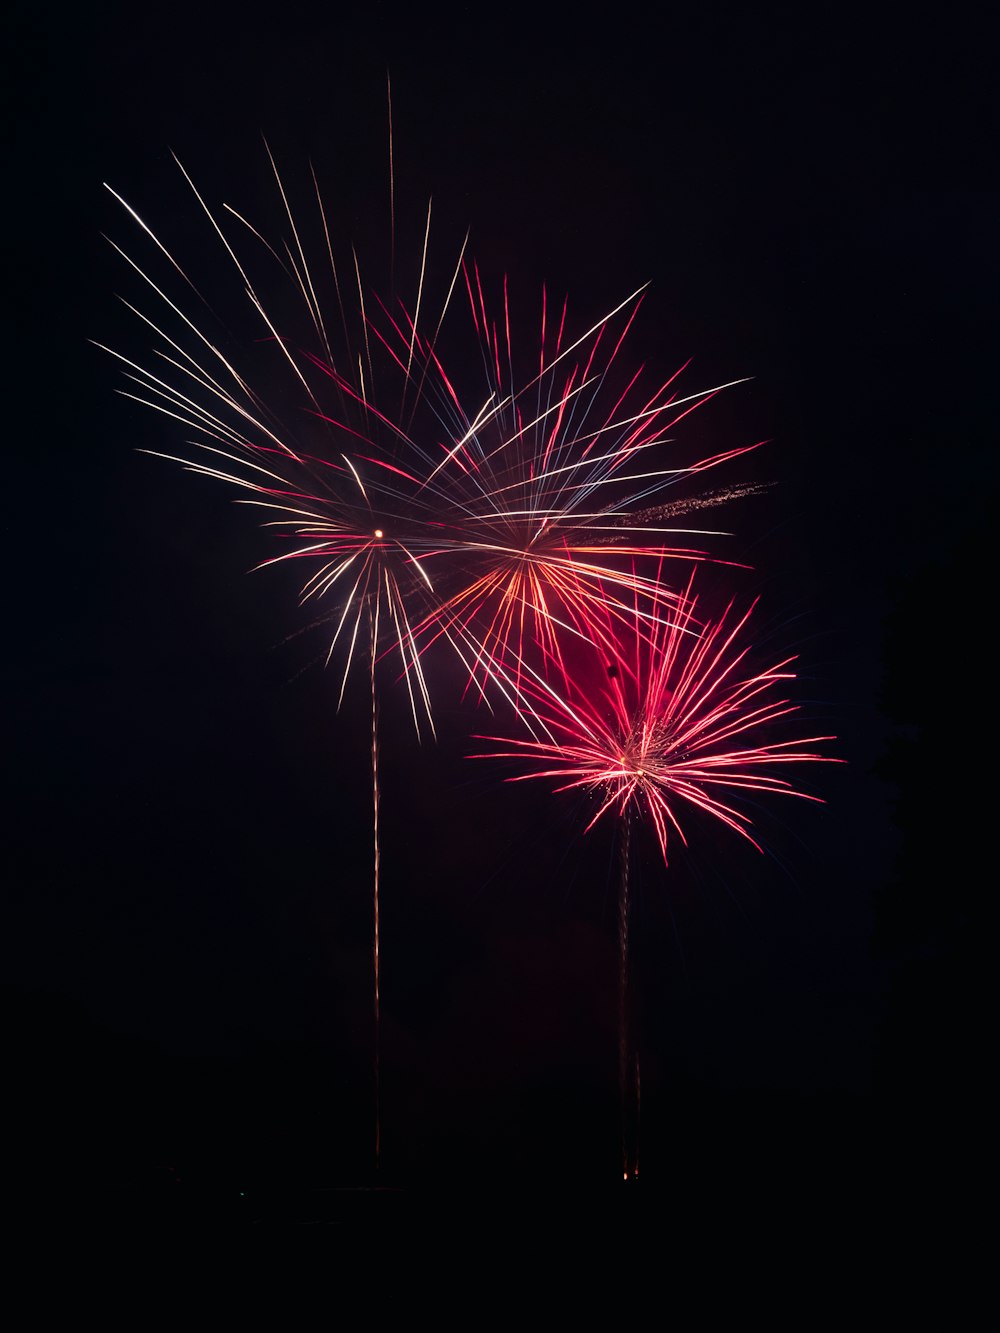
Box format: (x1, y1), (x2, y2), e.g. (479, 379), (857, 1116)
(374, 528), (384, 539)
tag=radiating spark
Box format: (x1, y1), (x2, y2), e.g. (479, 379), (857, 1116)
(102, 153), (763, 732)
(475, 572), (838, 863)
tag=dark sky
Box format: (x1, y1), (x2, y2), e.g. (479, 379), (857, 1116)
(7, 3), (994, 1220)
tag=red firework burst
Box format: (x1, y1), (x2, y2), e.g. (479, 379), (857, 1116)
(476, 572), (838, 862)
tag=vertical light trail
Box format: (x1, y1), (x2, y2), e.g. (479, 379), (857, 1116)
(618, 804), (639, 1181)
(369, 597), (382, 1172)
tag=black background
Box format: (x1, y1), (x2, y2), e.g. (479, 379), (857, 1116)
(6, 2), (994, 1228)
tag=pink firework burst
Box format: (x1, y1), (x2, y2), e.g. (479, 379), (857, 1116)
(476, 572), (839, 1181)
(477, 573), (838, 863)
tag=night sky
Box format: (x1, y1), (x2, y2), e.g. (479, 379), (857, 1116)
(7, 3), (993, 1225)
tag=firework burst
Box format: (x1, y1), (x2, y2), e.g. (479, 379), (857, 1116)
(100, 142), (772, 1177)
(477, 573), (836, 860)
(99, 150), (765, 725)
(476, 573), (838, 1180)
(407, 262), (767, 700)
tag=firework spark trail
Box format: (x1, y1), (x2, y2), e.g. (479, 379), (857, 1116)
(369, 600), (381, 1170)
(619, 803), (640, 1182)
